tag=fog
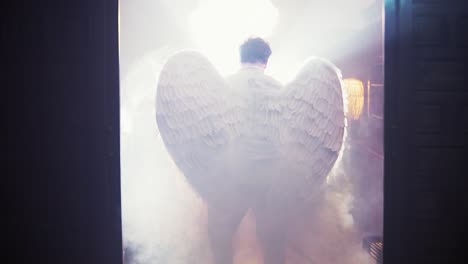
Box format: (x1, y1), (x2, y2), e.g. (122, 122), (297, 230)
(120, 1), (382, 263)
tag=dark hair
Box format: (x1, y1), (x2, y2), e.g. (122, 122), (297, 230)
(239, 37), (272, 65)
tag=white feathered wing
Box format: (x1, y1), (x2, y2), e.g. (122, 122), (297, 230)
(274, 58), (346, 203)
(156, 51), (241, 203)
(156, 52), (345, 205)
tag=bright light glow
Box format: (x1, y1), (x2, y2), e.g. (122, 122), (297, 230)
(188, 0), (278, 75)
(344, 78), (365, 120)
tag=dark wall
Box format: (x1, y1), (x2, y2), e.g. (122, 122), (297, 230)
(5, 1), (122, 263)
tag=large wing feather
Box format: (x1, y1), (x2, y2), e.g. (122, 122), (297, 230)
(156, 51), (239, 197)
(279, 58), (346, 200)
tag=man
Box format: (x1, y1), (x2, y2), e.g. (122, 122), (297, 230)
(207, 37), (288, 264)
(157, 36), (346, 264)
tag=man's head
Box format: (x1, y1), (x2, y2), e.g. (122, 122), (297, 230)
(240, 37), (272, 67)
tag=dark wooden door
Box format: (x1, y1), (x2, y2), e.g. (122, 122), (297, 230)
(384, 0), (468, 263)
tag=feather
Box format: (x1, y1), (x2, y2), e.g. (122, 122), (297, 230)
(156, 52), (345, 204)
(275, 57), (346, 198)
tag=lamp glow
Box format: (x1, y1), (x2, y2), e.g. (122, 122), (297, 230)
(344, 78), (365, 120)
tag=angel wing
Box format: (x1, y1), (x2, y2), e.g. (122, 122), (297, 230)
(276, 58), (346, 201)
(156, 51), (240, 200)
(156, 51), (345, 205)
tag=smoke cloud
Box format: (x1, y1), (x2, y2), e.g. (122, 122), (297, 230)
(120, 1), (383, 263)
